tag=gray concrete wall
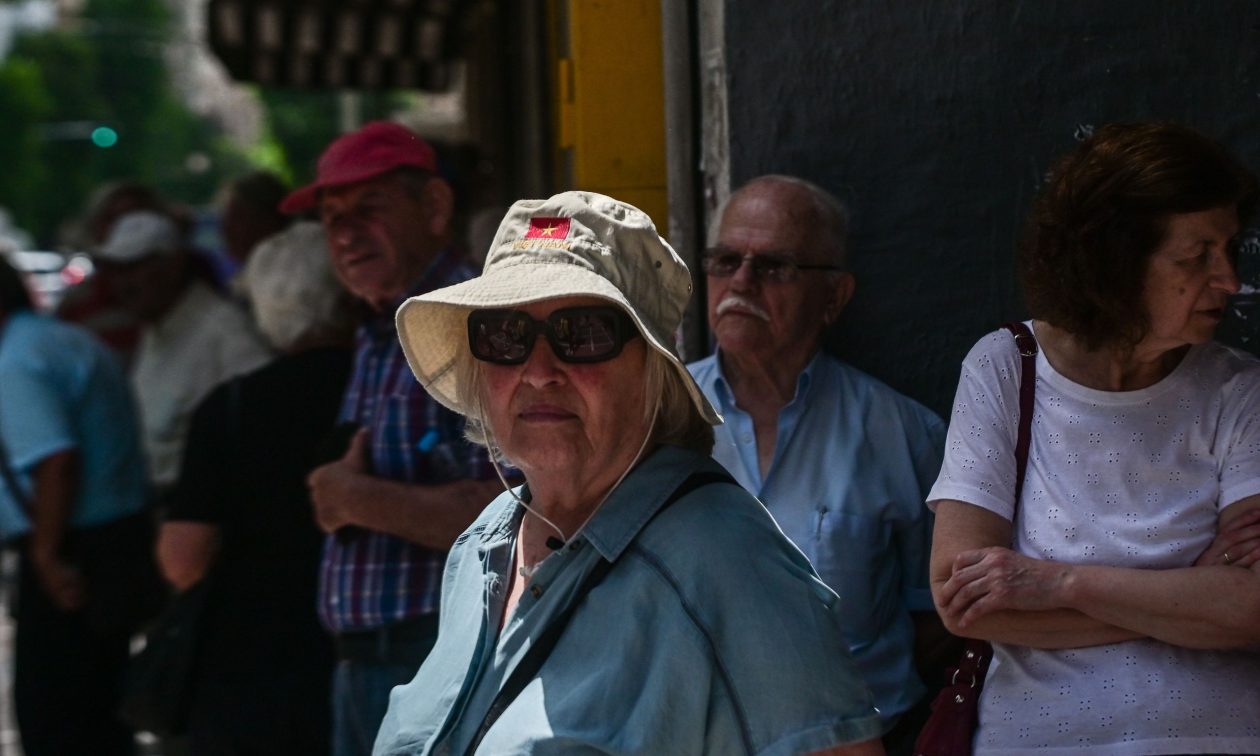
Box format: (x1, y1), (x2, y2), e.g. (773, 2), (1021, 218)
(717, 0), (1260, 417)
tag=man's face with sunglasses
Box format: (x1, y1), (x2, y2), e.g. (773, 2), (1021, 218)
(471, 296), (652, 480)
(705, 182), (854, 369)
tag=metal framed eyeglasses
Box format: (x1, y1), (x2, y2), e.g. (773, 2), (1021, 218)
(700, 247), (843, 283)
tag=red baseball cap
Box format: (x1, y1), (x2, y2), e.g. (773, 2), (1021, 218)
(279, 120), (438, 215)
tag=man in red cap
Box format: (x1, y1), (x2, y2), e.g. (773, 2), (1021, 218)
(286, 121), (501, 756)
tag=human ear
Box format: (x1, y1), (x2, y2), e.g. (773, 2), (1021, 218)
(422, 179), (455, 237)
(823, 272), (856, 325)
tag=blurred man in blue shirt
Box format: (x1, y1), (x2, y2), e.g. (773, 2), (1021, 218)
(0, 256), (150, 756)
(688, 175), (947, 755)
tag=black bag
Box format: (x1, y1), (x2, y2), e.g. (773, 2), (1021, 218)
(117, 579), (210, 736)
(118, 375), (247, 736)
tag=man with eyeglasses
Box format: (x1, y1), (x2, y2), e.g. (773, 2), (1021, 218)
(285, 121), (503, 756)
(688, 175), (947, 755)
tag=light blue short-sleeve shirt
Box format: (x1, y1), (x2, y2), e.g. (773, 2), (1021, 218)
(374, 445), (883, 756)
(689, 352), (945, 726)
(0, 311), (147, 538)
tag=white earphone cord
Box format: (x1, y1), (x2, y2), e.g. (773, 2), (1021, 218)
(487, 413), (657, 550)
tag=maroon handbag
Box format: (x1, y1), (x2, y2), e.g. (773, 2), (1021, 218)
(913, 322), (1037, 756)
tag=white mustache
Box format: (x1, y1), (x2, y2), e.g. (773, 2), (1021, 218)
(716, 295), (770, 322)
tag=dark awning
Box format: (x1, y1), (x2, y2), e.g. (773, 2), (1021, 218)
(206, 0), (466, 91)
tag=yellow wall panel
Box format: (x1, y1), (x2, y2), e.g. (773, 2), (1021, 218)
(552, 0), (668, 232)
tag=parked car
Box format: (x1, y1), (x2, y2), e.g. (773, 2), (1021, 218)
(1, 250), (92, 313)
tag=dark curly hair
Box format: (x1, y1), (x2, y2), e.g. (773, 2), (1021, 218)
(1020, 122), (1258, 351)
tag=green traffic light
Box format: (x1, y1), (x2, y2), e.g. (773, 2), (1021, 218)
(91, 126), (118, 148)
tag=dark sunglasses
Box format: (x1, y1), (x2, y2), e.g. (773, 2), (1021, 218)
(468, 306), (640, 365)
(701, 247), (843, 283)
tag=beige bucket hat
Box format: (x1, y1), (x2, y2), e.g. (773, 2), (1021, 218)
(396, 191), (721, 426)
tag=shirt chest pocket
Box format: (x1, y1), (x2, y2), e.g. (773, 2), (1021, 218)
(808, 510), (890, 629)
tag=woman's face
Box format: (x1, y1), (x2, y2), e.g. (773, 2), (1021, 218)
(479, 296), (651, 486)
(1138, 206), (1241, 355)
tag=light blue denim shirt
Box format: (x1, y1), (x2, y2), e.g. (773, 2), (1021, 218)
(689, 352), (945, 727)
(0, 311), (147, 538)
(374, 445), (883, 756)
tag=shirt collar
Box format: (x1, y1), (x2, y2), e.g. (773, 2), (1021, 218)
(477, 489), (523, 554)
(474, 446), (714, 562)
(710, 349), (820, 411)
(579, 445), (711, 562)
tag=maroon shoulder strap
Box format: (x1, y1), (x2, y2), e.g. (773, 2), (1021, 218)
(1000, 322), (1038, 505)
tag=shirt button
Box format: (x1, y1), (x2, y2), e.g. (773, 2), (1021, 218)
(741, 434), (753, 444)
(530, 585), (543, 599)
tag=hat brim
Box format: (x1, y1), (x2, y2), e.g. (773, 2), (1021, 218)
(396, 260), (721, 427)
(278, 184), (322, 215)
(279, 161), (423, 215)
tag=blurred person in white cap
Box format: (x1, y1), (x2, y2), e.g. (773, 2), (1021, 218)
(156, 221), (355, 754)
(95, 210), (271, 493)
(55, 181), (168, 365)
(373, 191), (885, 756)
(283, 120), (502, 756)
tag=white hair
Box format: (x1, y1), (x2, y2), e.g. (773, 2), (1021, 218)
(710, 175), (851, 267)
(238, 221), (355, 352)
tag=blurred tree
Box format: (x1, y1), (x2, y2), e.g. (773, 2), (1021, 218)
(258, 89), (416, 187)
(0, 58), (52, 233)
(0, 0), (251, 245)
(7, 32), (107, 240)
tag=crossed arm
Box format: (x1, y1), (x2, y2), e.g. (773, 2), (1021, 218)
(930, 496), (1260, 650)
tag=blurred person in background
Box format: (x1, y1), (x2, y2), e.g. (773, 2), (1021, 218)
(93, 210), (272, 495)
(284, 120), (502, 756)
(0, 256), (149, 756)
(158, 221), (356, 755)
(55, 181), (168, 364)
(220, 171), (291, 266)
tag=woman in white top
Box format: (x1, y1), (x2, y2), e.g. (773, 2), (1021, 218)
(929, 122), (1260, 755)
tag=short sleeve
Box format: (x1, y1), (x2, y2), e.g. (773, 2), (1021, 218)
(0, 357), (77, 470)
(899, 407), (946, 611)
(1218, 363), (1260, 508)
(927, 330), (1023, 520)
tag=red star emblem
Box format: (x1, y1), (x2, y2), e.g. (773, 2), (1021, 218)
(525, 217), (571, 239)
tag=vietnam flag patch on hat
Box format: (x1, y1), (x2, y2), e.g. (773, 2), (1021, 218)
(525, 217), (571, 240)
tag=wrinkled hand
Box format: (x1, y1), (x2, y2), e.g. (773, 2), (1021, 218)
(1195, 507), (1260, 569)
(938, 547), (1071, 629)
(31, 553), (84, 611)
(307, 428), (370, 534)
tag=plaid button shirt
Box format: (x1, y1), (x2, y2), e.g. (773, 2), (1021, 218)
(318, 251), (497, 632)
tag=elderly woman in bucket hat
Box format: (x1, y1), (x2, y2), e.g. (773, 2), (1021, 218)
(373, 192), (885, 756)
